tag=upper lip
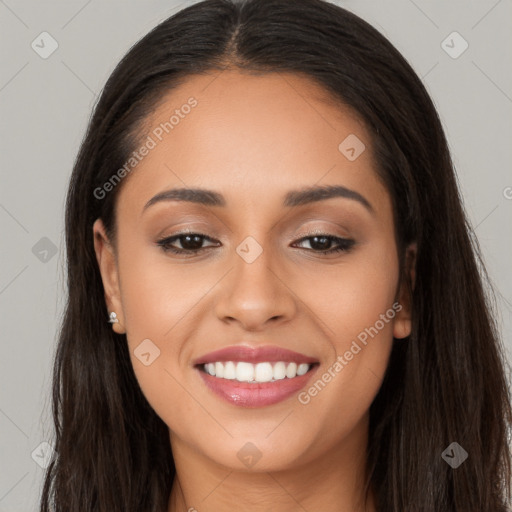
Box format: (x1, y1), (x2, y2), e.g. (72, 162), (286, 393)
(193, 345), (319, 366)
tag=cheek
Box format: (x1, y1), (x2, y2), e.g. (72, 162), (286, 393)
(330, 241), (399, 378)
(299, 238), (399, 351)
(115, 239), (217, 422)
(116, 247), (198, 433)
(117, 235), (207, 345)
(295, 243), (399, 437)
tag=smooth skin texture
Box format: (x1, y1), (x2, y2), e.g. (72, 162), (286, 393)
(93, 70), (415, 512)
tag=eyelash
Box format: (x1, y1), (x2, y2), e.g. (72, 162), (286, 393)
(156, 231), (355, 256)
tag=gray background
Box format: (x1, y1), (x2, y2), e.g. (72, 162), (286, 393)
(1, 0), (511, 510)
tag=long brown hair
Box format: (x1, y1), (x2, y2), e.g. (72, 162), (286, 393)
(40, 0), (512, 510)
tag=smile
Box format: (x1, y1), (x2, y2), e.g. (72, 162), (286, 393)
(194, 345), (319, 407)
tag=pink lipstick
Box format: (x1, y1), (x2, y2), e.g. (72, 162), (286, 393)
(194, 345), (319, 407)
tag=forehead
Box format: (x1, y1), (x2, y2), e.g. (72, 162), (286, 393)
(116, 69), (390, 219)
(145, 69), (370, 163)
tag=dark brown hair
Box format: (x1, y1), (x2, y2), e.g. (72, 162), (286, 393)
(41, 0), (512, 510)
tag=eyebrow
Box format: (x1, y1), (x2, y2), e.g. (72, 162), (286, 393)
(142, 184), (374, 214)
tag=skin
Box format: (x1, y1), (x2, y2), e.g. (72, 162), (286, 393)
(93, 69), (415, 512)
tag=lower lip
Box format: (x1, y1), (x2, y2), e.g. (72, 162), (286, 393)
(197, 365), (318, 407)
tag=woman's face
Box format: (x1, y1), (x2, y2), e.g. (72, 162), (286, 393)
(94, 70), (412, 473)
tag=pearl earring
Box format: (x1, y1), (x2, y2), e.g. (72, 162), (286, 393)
(108, 312), (119, 323)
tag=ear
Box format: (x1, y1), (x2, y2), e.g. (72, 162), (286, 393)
(93, 218), (126, 334)
(393, 242), (417, 339)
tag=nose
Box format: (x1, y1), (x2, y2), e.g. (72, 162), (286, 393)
(213, 246), (297, 332)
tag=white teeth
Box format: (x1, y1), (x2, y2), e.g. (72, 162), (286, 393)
(223, 361), (236, 379)
(297, 363), (309, 376)
(255, 362), (273, 382)
(285, 362), (297, 379)
(215, 362), (224, 378)
(202, 361), (312, 382)
(273, 361), (287, 380)
(236, 362), (254, 382)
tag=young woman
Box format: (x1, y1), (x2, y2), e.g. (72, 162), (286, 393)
(40, 0), (512, 510)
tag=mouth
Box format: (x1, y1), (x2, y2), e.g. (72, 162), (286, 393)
(193, 345), (319, 407)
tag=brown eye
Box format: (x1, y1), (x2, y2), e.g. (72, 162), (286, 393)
(293, 234), (355, 255)
(156, 232), (218, 255)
